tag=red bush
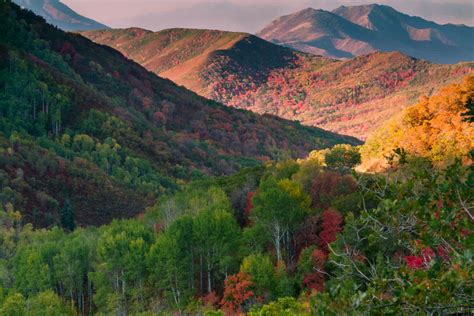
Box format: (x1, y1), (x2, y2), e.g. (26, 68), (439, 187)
(220, 272), (258, 314)
(318, 209), (343, 253)
(302, 249), (327, 294)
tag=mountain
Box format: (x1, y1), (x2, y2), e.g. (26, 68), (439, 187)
(257, 5), (474, 64)
(0, 1), (358, 227)
(82, 27), (472, 139)
(13, 0), (109, 31)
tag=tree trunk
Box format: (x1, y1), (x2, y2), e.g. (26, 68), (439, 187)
(273, 223), (282, 262)
(207, 254), (212, 293)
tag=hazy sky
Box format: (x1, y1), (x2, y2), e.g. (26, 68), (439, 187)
(62, 0), (474, 32)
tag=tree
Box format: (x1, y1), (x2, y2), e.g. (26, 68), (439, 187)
(53, 229), (96, 314)
(240, 254), (276, 300)
(318, 209), (343, 253)
(60, 200), (75, 231)
(27, 290), (75, 316)
(148, 216), (194, 312)
(324, 145), (361, 172)
(220, 272), (258, 314)
(193, 207), (241, 294)
(310, 172), (357, 210)
(252, 177), (310, 263)
(298, 247), (327, 294)
(92, 220), (153, 315)
(0, 292), (26, 316)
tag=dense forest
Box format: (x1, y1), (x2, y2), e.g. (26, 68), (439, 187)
(0, 1), (357, 227)
(0, 1), (472, 315)
(1, 73), (473, 314)
(1, 139), (472, 314)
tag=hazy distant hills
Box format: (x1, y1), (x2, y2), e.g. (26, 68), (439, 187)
(82, 27), (472, 139)
(257, 4), (474, 64)
(13, 0), (109, 31)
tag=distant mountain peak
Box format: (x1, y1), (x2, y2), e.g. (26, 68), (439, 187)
(13, 0), (109, 31)
(258, 4), (474, 64)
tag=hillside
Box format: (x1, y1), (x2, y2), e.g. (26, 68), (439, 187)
(0, 1), (357, 227)
(257, 5), (474, 64)
(13, 0), (109, 31)
(361, 74), (474, 170)
(82, 28), (472, 139)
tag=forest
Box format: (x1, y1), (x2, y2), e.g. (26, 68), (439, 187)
(0, 77), (473, 314)
(1, 137), (472, 314)
(0, 1), (472, 315)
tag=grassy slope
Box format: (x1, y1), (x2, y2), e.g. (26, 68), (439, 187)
(82, 28), (472, 140)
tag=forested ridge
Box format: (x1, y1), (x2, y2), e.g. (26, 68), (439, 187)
(0, 1), (472, 315)
(0, 1), (357, 227)
(82, 28), (472, 139)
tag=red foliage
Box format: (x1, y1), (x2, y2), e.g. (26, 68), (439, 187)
(245, 191), (255, 213)
(220, 272), (258, 314)
(404, 247), (436, 270)
(302, 249), (327, 294)
(310, 172), (357, 209)
(152, 111), (166, 124)
(244, 191), (255, 225)
(318, 208), (343, 253)
(436, 245), (450, 262)
(59, 42), (78, 62)
(203, 291), (220, 307)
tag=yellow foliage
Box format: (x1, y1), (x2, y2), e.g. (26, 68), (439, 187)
(361, 75), (474, 170)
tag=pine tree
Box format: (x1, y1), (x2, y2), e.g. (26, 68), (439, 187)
(60, 200), (75, 231)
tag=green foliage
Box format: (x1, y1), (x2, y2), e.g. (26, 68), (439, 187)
(0, 292), (26, 316)
(324, 144), (361, 172)
(0, 291), (74, 316)
(27, 290), (75, 316)
(240, 254), (276, 299)
(252, 176), (310, 263)
(249, 297), (308, 316)
(60, 200), (75, 231)
(92, 219), (153, 315)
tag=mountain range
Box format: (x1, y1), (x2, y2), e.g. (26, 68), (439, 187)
(0, 1), (357, 226)
(12, 0), (109, 31)
(82, 27), (472, 139)
(257, 4), (474, 64)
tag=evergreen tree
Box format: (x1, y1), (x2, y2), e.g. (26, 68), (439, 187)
(60, 200), (75, 231)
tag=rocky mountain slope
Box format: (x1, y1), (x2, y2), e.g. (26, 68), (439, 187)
(257, 4), (474, 64)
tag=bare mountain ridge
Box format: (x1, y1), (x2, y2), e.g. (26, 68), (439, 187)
(13, 0), (109, 31)
(257, 4), (474, 64)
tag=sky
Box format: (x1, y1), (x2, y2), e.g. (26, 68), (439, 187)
(62, 0), (474, 32)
